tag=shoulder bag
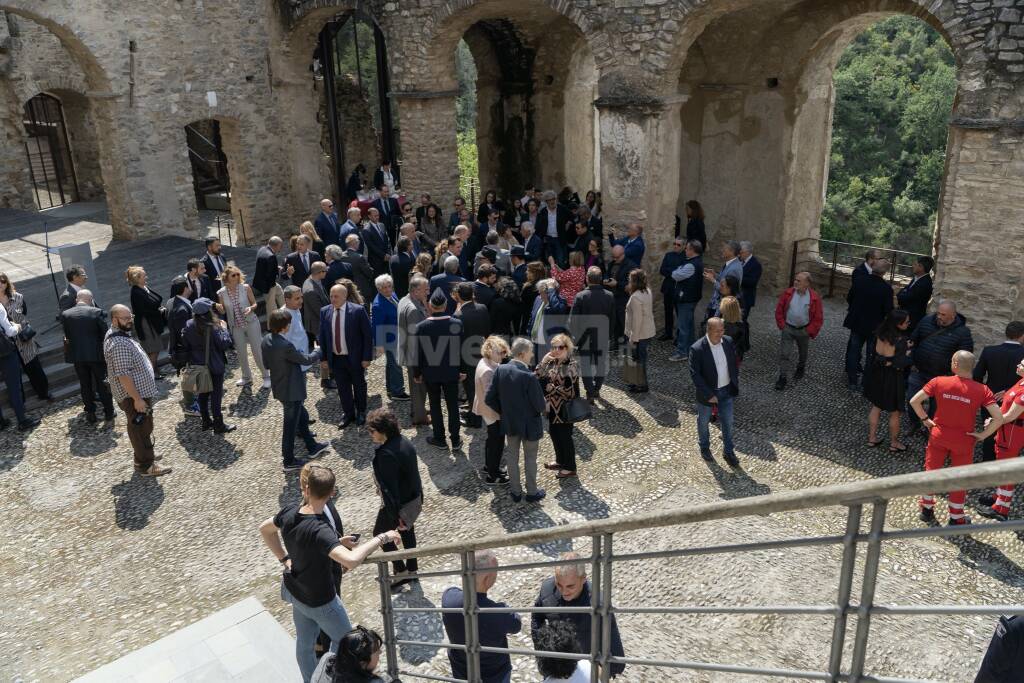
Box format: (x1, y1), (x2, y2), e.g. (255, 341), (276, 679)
(180, 328), (213, 394)
(564, 375), (591, 423)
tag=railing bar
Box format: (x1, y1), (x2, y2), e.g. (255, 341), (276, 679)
(462, 550), (481, 683)
(606, 656), (832, 679)
(858, 676), (933, 683)
(599, 532), (613, 683)
(396, 669), (466, 683)
(395, 639), (466, 651)
(385, 568), (462, 580)
(611, 605), (836, 615)
(491, 556), (608, 573)
(828, 504), (863, 680)
(610, 534), (848, 562)
(391, 606), (594, 614)
(478, 645), (592, 660)
(871, 605), (1024, 615)
(849, 501), (888, 679)
(590, 534), (601, 683)
(377, 562), (400, 681)
(881, 518), (1024, 539)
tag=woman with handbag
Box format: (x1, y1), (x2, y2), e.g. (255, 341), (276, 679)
(181, 297), (236, 433)
(127, 265), (167, 376)
(0, 273), (51, 401)
(217, 264), (270, 388)
(624, 268), (656, 393)
(536, 333), (582, 480)
(0, 296), (37, 430)
(367, 408), (423, 586)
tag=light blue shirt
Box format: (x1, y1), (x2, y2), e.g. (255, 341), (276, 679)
(281, 306), (311, 371)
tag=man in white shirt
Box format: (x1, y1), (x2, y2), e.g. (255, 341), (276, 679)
(688, 318), (739, 466)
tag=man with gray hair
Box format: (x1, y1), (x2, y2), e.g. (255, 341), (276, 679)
(738, 240), (762, 322)
(252, 235), (288, 312)
(537, 190), (572, 267)
(531, 551), (625, 677)
(906, 298), (974, 430)
(398, 275), (430, 424)
(339, 233), (375, 307)
(520, 221), (542, 262)
(441, 549), (522, 683)
(428, 255), (466, 315)
(703, 240), (744, 317)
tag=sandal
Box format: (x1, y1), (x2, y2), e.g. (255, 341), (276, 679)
(867, 439), (884, 448)
(889, 443), (908, 452)
(543, 463), (561, 471)
(556, 470), (577, 479)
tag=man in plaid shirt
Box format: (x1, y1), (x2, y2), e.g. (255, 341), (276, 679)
(103, 304), (172, 477)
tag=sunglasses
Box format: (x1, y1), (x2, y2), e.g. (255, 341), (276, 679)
(552, 344), (567, 350)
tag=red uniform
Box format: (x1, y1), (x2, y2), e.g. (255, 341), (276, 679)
(991, 378), (1024, 517)
(919, 375), (996, 522)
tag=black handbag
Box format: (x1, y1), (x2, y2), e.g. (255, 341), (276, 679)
(564, 397), (592, 423)
(16, 323), (36, 342)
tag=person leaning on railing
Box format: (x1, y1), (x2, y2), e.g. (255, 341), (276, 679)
(259, 463), (401, 683)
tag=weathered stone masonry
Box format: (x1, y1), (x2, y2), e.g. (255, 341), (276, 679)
(0, 0), (1020, 340)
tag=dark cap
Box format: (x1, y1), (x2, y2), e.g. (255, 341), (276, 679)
(481, 246), (497, 261)
(193, 297), (214, 315)
(429, 289), (448, 308)
(510, 245), (526, 258)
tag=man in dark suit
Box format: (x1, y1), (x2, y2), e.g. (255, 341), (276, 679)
(485, 337), (547, 503)
(319, 282), (373, 428)
(60, 288), (114, 423)
(261, 309), (329, 470)
(389, 236), (415, 299)
(285, 234), (321, 288)
(429, 255), (466, 316)
(739, 241), (762, 322)
(314, 198), (341, 249)
(414, 289), (465, 449)
(339, 207), (363, 253)
(657, 238), (686, 340)
(974, 320), (1024, 465)
(454, 282), (491, 429)
(896, 255), (934, 331)
(843, 259), (893, 390)
(398, 276), (431, 425)
(689, 317), (740, 467)
(323, 244), (354, 292)
(569, 267), (616, 403)
(472, 263), (498, 309)
(202, 236), (227, 291)
(59, 264), (88, 312)
(252, 236), (289, 313)
(301, 261), (330, 351)
(167, 276), (200, 417)
(361, 207), (392, 275)
(510, 246), (528, 286)
(851, 249), (879, 285)
(604, 245), (638, 350)
(339, 234), (375, 306)
(536, 191), (573, 267)
(520, 223), (542, 263)
(607, 223), (646, 267)
(373, 185), (402, 245)
(185, 258), (215, 302)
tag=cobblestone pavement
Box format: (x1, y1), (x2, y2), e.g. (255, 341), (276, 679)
(2, 299), (1022, 682)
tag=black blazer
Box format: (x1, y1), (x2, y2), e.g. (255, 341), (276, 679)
(896, 273), (933, 330)
(372, 435), (423, 519)
(389, 251), (415, 299)
(59, 284), (80, 312)
(168, 296), (193, 355)
(202, 253), (227, 289)
(974, 342), (1024, 394)
(843, 273), (893, 336)
(185, 273), (215, 302)
(455, 302), (491, 369)
(688, 335), (740, 405)
(535, 205), (574, 244)
(361, 223), (391, 274)
(569, 285), (615, 358)
(60, 304), (108, 364)
(129, 285), (165, 341)
(252, 245), (282, 295)
(285, 250), (321, 288)
(413, 315), (464, 384)
(741, 256), (763, 310)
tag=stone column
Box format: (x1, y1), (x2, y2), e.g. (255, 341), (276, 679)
(933, 124), (1024, 343)
(596, 97), (683, 278)
(392, 91), (460, 211)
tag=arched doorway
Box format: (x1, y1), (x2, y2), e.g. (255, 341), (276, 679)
(22, 92), (77, 209)
(185, 120), (231, 212)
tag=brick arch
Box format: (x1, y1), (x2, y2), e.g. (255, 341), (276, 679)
(12, 73), (90, 110)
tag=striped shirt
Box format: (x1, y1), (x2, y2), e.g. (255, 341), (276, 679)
(103, 328), (158, 402)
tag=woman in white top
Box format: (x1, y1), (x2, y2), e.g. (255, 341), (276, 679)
(217, 264), (270, 388)
(624, 268), (656, 393)
(536, 620), (594, 683)
(473, 336), (510, 486)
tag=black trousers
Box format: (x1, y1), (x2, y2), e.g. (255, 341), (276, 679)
(198, 373), (225, 424)
(75, 361), (114, 417)
(485, 420), (505, 475)
(982, 434), (997, 462)
(21, 356), (49, 399)
(662, 292), (674, 335)
(462, 364), (481, 426)
(426, 380), (460, 441)
(373, 504), (418, 573)
(550, 422), (576, 472)
(613, 298), (627, 344)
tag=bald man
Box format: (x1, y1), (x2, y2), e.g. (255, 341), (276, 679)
(318, 282), (373, 428)
(911, 350), (1001, 526)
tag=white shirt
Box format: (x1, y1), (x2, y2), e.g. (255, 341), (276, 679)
(207, 252), (224, 277)
(542, 660), (592, 683)
(0, 304), (17, 337)
(544, 207), (559, 238)
(380, 168), (395, 193)
(331, 306), (348, 355)
(785, 289), (811, 327)
(708, 336), (730, 389)
(282, 306), (311, 371)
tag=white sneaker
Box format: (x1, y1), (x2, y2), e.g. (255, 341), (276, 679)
(236, 378), (252, 387)
(668, 353), (686, 362)
(262, 376), (272, 389)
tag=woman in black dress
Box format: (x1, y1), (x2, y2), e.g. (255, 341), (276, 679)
(490, 277), (521, 338)
(865, 309), (912, 452)
(683, 200), (707, 252)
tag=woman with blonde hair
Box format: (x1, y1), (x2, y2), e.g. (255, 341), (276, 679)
(624, 268), (655, 393)
(536, 333), (581, 479)
(474, 335), (511, 486)
(298, 220), (325, 257)
(217, 263), (270, 388)
(413, 252), (433, 279)
(719, 295), (748, 363)
(126, 265), (166, 374)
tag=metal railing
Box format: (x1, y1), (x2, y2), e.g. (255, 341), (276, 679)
(459, 176), (480, 210)
(370, 458), (1024, 683)
(789, 238), (930, 298)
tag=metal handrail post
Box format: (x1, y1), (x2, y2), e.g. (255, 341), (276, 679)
(827, 504), (863, 680)
(789, 239), (799, 285)
(599, 533), (614, 683)
(828, 241), (839, 298)
(377, 562), (401, 680)
(849, 501), (888, 680)
(590, 535), (602, 683)
(461, 550), (482, 683)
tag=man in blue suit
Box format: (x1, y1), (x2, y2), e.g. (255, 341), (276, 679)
(428, 255), (465, 315)
(414, 289), (465, 450)
(362, 207), (392, 275)
(339, 207), (363, 253)
(319, 282), (373, 428)
(607, 223), (646, 266)
(372, 185), (402, 245)
(314, 198), (341, 248)
(739, 241), (762, 322)
(689, 318), (740, 467)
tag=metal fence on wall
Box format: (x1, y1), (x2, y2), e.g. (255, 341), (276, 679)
(369, 459), (1024, 683)
(789, 238), (930, 298)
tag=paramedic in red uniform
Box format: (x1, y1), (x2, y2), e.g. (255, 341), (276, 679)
(910, 350), (1002, 526)
(979, 358), (1024, 522)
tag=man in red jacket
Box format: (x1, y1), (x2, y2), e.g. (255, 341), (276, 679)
(773, 271), (823, 391)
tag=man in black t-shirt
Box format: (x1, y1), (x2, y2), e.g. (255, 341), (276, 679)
(259, 465), (401, 682)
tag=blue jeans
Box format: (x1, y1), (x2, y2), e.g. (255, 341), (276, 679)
(675, 301), (697, 355)
(697, 387), (735, 457)
(281, 400), (318, 464)
(281, 584), (352, 683)
(0, 350), (26, 422)
(906, 370), (934, 419)
(384, 348), (405, 396)
(632, 339), (650, 386)
(845, 331), (872, 384)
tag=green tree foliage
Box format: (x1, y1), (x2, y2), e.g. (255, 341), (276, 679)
(456, 40), (480, 186)
(821, 16), (956, 254)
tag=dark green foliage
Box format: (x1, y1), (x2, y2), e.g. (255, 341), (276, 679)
(821, 16), (956, 254)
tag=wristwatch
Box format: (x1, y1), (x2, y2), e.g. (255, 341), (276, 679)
(279, 554), (290, 564)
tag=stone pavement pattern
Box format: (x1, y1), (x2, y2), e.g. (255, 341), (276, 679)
(1, 294), (1023, 682)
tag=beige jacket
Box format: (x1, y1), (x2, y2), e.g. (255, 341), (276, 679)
(472, 358), (501, 425)
(624, 289), (656, 343)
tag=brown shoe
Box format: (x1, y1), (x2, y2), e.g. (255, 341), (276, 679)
(139, 464), (172, 477)
(543, 462), (561, 471)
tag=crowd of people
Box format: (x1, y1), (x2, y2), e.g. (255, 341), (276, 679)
(1, 176), (1023, 681)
